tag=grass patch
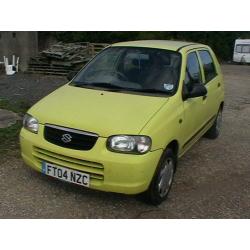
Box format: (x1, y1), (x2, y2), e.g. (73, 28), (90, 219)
(0, 121), (22, 155)
(0, 99), (30, 155)
(0, 98), (30, 115)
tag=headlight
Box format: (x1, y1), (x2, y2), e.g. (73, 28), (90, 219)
(107, 135), (151, 154)
(23, 114), (39, 133)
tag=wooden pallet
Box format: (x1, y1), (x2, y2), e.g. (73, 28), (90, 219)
(26, 42), (109, 76)
(25, 71), (68, 76)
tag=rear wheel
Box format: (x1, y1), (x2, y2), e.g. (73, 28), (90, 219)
(143, 148), (176, 205)
(205, 109), (222, 139)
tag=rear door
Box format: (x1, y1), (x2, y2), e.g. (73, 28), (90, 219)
(197, 49), (221, 122)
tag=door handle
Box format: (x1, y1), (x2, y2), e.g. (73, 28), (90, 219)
(218, 82), (221, 87)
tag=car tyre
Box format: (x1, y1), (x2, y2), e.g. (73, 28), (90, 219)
(205, 109), (222, 139)
(143, 148), (176, 205)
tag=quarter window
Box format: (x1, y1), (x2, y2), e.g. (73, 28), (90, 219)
(184, 52), (202, 87)
(198, 50), (217, 83)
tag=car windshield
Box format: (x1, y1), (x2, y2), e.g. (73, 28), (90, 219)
(71, 46), (181, 95)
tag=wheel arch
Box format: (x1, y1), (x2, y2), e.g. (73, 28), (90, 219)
(154, 139), (179, 176)
(166, 140), (179, 158)
(220, 101), (224, 110)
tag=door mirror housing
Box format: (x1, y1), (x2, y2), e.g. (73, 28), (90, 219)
(183, 83), (207, 100)
(67, 71), (78, 81)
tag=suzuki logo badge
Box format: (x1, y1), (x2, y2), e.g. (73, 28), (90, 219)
(61, 133), (72, 143)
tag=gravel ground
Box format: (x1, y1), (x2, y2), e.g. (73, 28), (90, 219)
(0, 73), (66, 104)
(0, 65), (250, 218)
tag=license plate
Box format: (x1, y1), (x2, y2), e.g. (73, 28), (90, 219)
(42, 162), (90, 187)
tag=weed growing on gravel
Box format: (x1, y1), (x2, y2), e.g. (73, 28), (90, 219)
(0, 122), (22, 153)
(0, 99), (30, 155)
(0, 98), (30, 114)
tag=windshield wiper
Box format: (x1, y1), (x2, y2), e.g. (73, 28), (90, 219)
(72, 82), (170, 95)
(72, 81), (124, 91)
(129, 88), (170, 95)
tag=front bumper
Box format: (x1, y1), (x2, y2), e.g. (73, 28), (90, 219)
(20, 125), (162, 194)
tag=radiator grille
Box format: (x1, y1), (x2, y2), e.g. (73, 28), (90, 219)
(44, 124), (98, 150)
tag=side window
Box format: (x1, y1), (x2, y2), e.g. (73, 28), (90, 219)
(242, 45), (250, 53)
(198, 50), (217, 83)
(236, 45), (242, 53)
(184, 52), (202, 88)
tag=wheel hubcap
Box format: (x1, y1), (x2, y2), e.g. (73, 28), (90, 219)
(158, 158), (174, 198)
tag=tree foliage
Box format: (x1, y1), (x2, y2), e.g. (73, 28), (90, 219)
(52, 31), (250, 61)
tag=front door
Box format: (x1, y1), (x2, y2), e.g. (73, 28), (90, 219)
(180, 50), (207, 153)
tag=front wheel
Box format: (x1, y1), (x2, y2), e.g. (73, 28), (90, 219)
(143, 148), (176, 205)
(205, 109), (222, 139)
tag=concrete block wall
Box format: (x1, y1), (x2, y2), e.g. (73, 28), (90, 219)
(0, 31), (38, 71)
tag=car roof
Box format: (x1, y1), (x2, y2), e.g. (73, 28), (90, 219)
(112, 40), (208, 52)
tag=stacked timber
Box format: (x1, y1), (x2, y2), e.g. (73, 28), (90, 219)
(26, 42), (109, 76)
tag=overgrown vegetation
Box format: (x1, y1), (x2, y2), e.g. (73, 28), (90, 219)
(0, 99), (30, 155)
(0, 122), (22, 154)
(49, 31), (250, 61)
(0, 99), (30, 114)
(48, 31), (250, 60)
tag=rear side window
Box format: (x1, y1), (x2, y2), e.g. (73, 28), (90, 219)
(184, 52), (202, 86)
(198, 50), (217, 83)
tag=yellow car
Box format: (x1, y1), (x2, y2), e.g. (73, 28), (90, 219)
(20, 40), (224, 205)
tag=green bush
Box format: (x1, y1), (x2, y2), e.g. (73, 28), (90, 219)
(51, 31), (250, 61)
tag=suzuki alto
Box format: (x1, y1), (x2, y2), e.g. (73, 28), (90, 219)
(20, 40), (224, 204)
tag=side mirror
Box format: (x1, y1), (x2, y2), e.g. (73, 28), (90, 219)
(183, 83), (207, 100)
(67, 71), (78, 81)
